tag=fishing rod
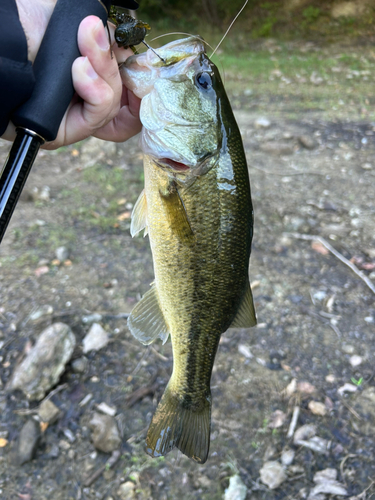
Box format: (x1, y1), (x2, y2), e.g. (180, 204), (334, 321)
(0, 0), (139, 244)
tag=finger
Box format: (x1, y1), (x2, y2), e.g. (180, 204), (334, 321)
(43, 54), (119, 148)
(77, 16), (122, 102)
(94, 89), (142, 142)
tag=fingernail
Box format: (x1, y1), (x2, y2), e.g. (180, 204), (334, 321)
(84, 57), (98, 80)
(95, 20), (110, 51)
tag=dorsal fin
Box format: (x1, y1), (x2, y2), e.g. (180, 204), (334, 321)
(230, 281), (257, 328)
(127, 284), (169, 345)
(130, 189), (148, 237)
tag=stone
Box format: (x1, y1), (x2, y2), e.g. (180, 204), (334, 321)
(294, 424), (316, 444)
(298, 135), (317, 150)
(308, 466), (347, 498)
(8, 323), (76, 400)
(55, 246), (69, 261)
(224, 474), (247, 500)
(281, 448), (295, 466)
(308, 401), (327, 416)
(255, 117), (271, 128)
(38, 400), (61, 424)
(71, 356), (89, 374)
(89, 412), (121, 453)
(349, 355), (363, 367)
(16, 419), (41, 465)
(353, 387), (375, 436)
(97, 402), (117, 417)
(259, 461), (287, 490)
(82, 323), (109, 353)
(117, 481), (136, 500)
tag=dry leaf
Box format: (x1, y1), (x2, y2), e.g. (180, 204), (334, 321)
(311, 241), (329, 255)
(298, 381), (316, 394)
(71, 148), (79, 157)
(63, 260), (72, 266)
(268, 410), (287, 429)
(0, 438), (8, 447)
(40, 422), (49, 433)
(34, 265), (49, 277)
(117, 211), (131, 221)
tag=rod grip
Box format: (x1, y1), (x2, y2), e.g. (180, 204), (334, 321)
(12, 0), (111, 142)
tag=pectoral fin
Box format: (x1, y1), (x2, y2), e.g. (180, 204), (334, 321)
(160, 181), (195, 245)
(130, 189), (148, 237)
(127, 284), (169, 345)
(230, 281), (257, 328)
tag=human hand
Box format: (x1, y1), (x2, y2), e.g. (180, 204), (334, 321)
(1, 1), (142, 148)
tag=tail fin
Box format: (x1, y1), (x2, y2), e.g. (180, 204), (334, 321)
(146, 386), (211, 464)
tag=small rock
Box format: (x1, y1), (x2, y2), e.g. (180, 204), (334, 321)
(353, 387), (375, 436)
(63, 428), (76, 443)
(55, 246), (69, 261)
(298, 135), (317, 150)
(39, 186), (51, 201)
(82, 323), (109, 353)
(16, 419), (41, 465)
(289, 465), (305, 475)
(82, 313), (103, 324)
(238, 344), (253, 359)
(29, 305), (54, 322)
(89, 412), (121, 453)
(259, 461), (287, 490)
(59, 439), (71, 450)
(38, 400), (61, 424)
(284, 378), (297, 397)
(308, 401), (327, 416)
(8, 323), (76, 400)
(349, 355), (363, 367)
(314, 468), (337, 482)
(342, 344), (355, 354)
(71, 356), (89, 374)
(117, 481), (136, 500)
(294, 424), (316, 444)
(361, 163), (372, 170)
(97, 402), (117, 417)
(281, 448), (295, 466)
(268, 410), (287, 429)
(224, 474), (247, 500)
(338, 383), (358, 396)
(325, 374), (335, 383)
(255, 117), (271, 128)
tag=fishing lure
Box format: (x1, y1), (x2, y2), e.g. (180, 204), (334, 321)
(108, 6), (165, 62)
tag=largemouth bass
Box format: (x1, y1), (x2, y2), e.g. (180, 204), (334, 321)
(122, 37), (257, 464)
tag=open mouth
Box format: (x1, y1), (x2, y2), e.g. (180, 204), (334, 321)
(157, 158), (190, 172)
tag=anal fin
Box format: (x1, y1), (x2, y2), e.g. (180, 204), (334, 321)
(230, 280), (257, 328)
(127, 284), (169, 345)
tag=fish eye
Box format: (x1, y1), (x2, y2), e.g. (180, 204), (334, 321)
(195, 72), (213, 90)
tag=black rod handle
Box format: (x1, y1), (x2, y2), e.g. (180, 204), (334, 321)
(12, 0), (112, 142)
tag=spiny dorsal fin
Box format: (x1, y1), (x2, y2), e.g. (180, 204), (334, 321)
(230, 281), (257, 328)
(159, 181), (195, 245)
(127, 284), (169, 345)
(146, 384), (211, 464)
(130, 189), (148, 237)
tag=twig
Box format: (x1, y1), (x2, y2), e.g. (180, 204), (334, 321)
(126, 374), (159, 408)
(284, 233), (375, 295)
(287, 406), (300, 438)
(340, 454), (358, 486)
(328, 322), (342, 338)
(340, 400), (361, 420)
(14, 384), (68, 415)
(83, 450), (121, 487)
(150, 346), (169, 362)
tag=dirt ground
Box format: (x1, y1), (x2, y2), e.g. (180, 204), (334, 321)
(0, 41), (375, 500)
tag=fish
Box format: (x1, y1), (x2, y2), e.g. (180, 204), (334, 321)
(121, 36), (257, 464)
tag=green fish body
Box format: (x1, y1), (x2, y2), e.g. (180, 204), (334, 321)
(122, 37), (256, 463)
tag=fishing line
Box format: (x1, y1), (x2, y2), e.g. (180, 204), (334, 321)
(210, 0), (249, 58)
